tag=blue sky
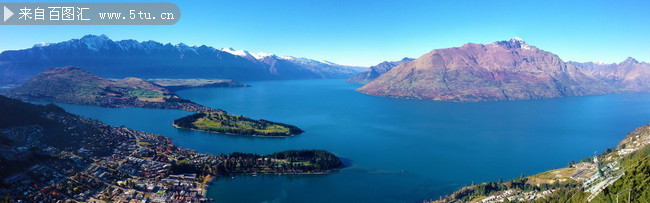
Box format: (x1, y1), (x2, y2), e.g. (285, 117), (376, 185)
(1, 0), (649, 66)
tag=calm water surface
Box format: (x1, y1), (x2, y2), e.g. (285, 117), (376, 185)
(55, 79), (650, 202)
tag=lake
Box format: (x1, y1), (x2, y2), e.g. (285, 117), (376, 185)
(54, 79), (650, 202)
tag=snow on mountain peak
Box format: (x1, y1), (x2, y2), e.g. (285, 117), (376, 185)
(512, 37), (525, 43)
(218, 48), (341, 66)
(79, 35), (111, 51)
(220, 47), (253, 58)
(250, 52), (273, 59)
(33, 42), (50, 48)
(318, 60), (335, 65)
(278, 55), (295, 60)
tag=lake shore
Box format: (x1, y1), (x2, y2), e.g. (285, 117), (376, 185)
(172, 122), (297, 138)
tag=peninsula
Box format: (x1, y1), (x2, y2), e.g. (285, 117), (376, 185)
(0, 95), (343, 202)
(4, 66), (303, 137)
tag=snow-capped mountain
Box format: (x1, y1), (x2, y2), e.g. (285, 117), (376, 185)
(0, 35), (361, 85)
(218, 47), (361, 79)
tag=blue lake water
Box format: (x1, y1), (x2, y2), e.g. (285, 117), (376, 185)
(54, 79), (650, 202)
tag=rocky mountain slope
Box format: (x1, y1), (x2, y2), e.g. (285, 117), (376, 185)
(0, 35), (360, 85)
(221, 47), (361, 79)
(358, 38), (616, 102)
(3, 66), (307, 137)
(568, 58), (650, 92)
(347, 57), (414, 84)
(5, 66), (217, 112)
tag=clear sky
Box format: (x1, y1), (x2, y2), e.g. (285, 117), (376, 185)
(1, 0), (649, 66)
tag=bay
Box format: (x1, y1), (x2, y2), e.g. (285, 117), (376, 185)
(54, 79), (650, 202)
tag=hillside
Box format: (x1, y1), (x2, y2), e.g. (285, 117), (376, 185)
(3, 66), (308, 137)
(569, 58), (650, 92)
(5, 66), (216, 112)
(4, 66), (307, 137)
(0, 95), (342, 201)
(347, 57), (414, 84)
(437, 124), (650, 202)
(358, 38), (616, 102)
(0, 35), (359, 85)
(147, 78), (250, 91)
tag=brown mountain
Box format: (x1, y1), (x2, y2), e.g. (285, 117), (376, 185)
(4, 66), (307, 137)
(357, 38), (615, 102)
(569, 58), (650, 92)
(6, 66), (216, 112)
(347, 57), (414, 84)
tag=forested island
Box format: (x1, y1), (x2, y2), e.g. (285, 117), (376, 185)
(173, 112), (304, 137)
(0, 95), (343, 202)
(2, 66), (305, 137)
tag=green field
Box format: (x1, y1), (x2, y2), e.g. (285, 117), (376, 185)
(127, 89), (164, 98)
(174, 112), (303, 136)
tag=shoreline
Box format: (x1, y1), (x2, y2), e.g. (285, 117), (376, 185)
(203, 169), (343, 200)
(171, 122), (298, 138)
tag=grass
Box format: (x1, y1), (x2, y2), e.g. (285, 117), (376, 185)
(192, 113), (291, 135)
(127, 89), (164, 98)
(177, 159), (189, 165)
(174, 112), (303, 136)
(527, 168), (578, 185)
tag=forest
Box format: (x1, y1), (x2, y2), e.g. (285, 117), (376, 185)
(173, 112), (303, 136)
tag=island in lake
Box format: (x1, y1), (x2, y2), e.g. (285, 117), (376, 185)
(0, 95), (343, 202)
(174, 112), (303, 137)
(3, 66), (303, 137)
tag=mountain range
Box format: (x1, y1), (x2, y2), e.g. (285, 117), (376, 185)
(4, 66), (308, 137)
(0, 35), (361, 85)
(358, 38), (648, 102)
(346, 57), (414, 84)
(568, 58), (650, 92)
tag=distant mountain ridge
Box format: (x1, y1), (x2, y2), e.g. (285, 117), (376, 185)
(219, 47), (361, 79)
(0, 35), (361, 85)
(568, 57), (650, 92)
(358, 38), (619, 102)
(347, 57), (414, 84)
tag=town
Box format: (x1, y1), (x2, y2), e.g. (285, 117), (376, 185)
(0, 97), (344, 202)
